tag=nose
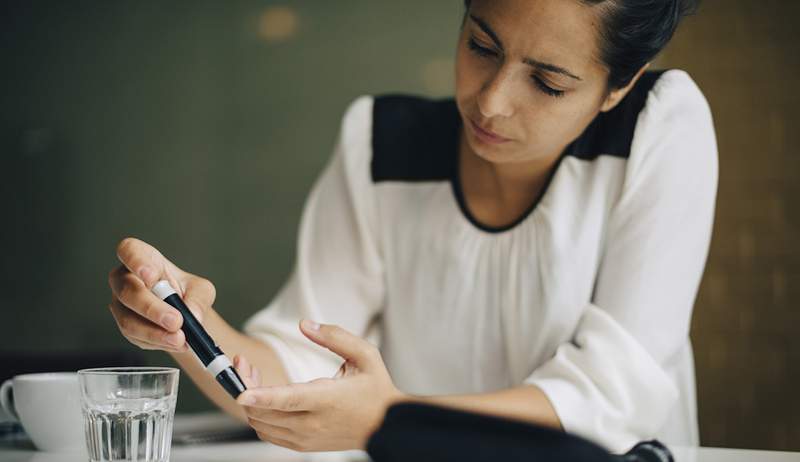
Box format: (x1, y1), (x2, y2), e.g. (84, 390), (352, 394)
(477, 65), (515, 119)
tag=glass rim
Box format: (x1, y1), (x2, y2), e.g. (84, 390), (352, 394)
(77, 366), (179, 376)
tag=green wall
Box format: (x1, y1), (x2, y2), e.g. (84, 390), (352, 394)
(1, 0), (462, 412)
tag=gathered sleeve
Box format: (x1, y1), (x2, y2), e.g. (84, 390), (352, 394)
(242, 96), (385, 384)
(525, 71), (718, 452)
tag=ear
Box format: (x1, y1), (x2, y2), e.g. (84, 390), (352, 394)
(599, 63), (651, 113)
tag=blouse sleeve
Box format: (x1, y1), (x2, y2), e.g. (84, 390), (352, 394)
(242, 96), (385, 384)
(525, 70), (718, 452)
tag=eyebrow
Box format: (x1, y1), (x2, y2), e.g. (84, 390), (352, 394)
(468, 14), (583, 82)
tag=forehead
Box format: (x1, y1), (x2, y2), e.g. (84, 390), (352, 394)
(468, 0), (604, 77)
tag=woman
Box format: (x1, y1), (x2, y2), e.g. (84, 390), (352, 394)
(107, 0), (716, 454)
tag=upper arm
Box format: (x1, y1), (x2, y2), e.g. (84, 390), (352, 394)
(594, 69), (718, 364)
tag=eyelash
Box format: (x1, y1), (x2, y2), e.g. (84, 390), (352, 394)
(467, 37), (565, 98)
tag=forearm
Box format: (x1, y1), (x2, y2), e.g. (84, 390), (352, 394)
(168, 307), (289, 423)
(414, 385), (562, 431)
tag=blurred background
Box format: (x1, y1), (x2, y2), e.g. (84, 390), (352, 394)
(1, 0), (797, 452)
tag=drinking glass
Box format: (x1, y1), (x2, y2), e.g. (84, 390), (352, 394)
(78, 367), (179, 462)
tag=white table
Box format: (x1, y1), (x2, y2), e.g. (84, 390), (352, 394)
(2, 441), (800, 462)
(1, 413), (798, 461)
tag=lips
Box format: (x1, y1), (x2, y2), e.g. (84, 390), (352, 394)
(468, 118), (511, 144)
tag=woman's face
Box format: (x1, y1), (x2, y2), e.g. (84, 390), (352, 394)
(455, 0), (631, 165)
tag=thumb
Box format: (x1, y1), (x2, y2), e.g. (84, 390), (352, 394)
(233, 355), (260, 389)
(299, 320), (379, 371)
(179, 276), (216, 323)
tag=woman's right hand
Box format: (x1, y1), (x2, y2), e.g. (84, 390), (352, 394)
(108, 237), (217, 353)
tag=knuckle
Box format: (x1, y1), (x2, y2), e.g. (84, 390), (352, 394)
(287, 394), (302, 411)
(199, 277), (216, 298)
(283, 402), (296, 412)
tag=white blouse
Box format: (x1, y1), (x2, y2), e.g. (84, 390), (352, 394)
(243, 69), (718, 453)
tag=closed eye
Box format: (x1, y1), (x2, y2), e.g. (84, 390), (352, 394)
(467, 37), (497, 58)
(467, 36), (565, 99)
(532, 76), (565, 98)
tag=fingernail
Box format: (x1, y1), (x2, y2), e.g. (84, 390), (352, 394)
(161, 312), (181, 330)
(302, 319), (320, 331)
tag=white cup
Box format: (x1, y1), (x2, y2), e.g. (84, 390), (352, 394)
(0, 372), (86, 452)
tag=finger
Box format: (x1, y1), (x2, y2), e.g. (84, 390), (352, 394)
(127, 336), (188, 353)
(244, 407), (307, 425)
(237, 382), (328, 411)
(234, 355), (259, 389)
(251, 365), (261, 386)
(114, 323), (187, 353)
(115, 237), (183, 291)
(299, 320), (380, 370)
(181, 276), (216, 320)
(247, 419), (294, 441)
(109, 299), (188, 352)
(250, 421), (293, 441)
(235, 355), (253, 378)
(109, 266), (184, 332)
(255, 431), (302, 452)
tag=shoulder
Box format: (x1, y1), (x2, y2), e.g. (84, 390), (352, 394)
(567, 69), (714, 161)
(633, 69), (715, 148)
(337, 95), (374, 148)
(327, 95), (374, 184)
(628, 70), (717, 181)
(642, 69), (711, 118)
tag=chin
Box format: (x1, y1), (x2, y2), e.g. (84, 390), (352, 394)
(464, 127), (512, 157)
(468, 140), (516, 164)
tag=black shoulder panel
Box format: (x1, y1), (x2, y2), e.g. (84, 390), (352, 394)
(371, 95), (460, 182)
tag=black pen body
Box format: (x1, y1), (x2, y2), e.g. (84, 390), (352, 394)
(152, 280), (247, 398)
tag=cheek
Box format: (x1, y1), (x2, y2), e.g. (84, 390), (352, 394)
(519, 103), (600, 156)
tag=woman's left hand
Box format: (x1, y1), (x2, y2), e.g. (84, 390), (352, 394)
(235, 320), (405, 452)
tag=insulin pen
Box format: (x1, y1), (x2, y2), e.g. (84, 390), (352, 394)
(151, 280), (247, 398)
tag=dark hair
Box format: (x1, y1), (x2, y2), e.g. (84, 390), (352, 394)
(462, 0), (699, 89)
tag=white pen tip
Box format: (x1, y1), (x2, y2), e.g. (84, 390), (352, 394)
(151, 280), (177, 300)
